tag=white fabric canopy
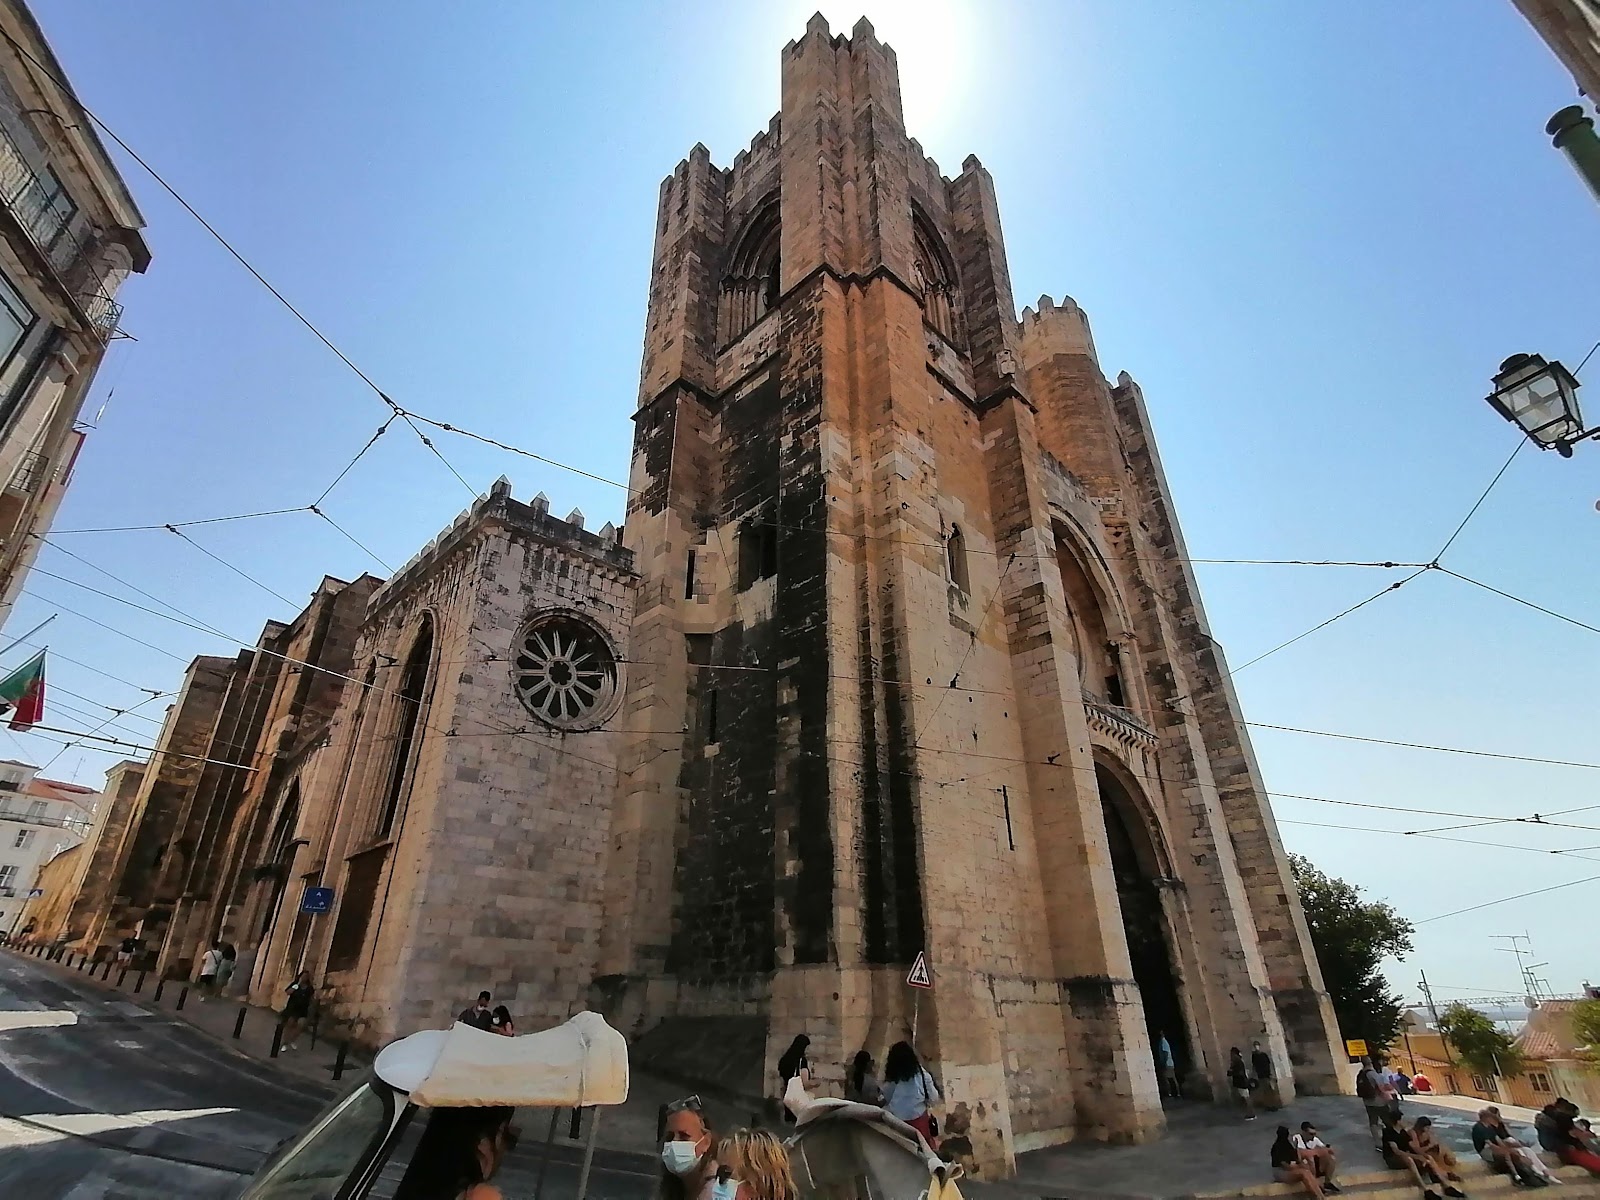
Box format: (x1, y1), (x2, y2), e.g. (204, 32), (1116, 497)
(379, 1010), (630, 1108)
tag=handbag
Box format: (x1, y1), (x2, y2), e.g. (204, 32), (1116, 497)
(920, 1070), (940, 1139)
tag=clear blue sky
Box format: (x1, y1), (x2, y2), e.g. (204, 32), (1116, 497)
(8, 0), (1599, 1008)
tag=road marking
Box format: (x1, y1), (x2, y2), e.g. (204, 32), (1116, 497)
(0, 1009), (78, 1030)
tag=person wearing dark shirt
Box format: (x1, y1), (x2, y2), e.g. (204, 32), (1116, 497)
(1229, 1047), (1256, 1121)
(1272, 1126), (1325, 1199)
(1472, 1106), (1549, 1187)
(1381, 1110), (1463, 1200)
(1540, 1099), (1600, 1176)
(1252, 1041), (1277, 1109)
(458, 990), (495, 1032)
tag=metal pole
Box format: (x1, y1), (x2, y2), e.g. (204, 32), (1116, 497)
(270, 1022), (283, 1058)
(233, 1006), (247, 1039)
(153, 978), (164, 1001)
(176, 985), (188, 1011)
(331, 1040), (348, 1081)
(1402, 1025), (1418, 1075)
(1549, 106), (1600, 205)
(531, 1108), (560, 1200)
(0, 614), (57, 659)
(575, 1108), (601, 1200)
(134, 970), (146, 993)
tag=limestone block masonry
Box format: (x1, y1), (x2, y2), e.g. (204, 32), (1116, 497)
(591, 15), (1344, 1179)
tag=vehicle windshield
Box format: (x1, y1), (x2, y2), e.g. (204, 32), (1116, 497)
(238, 1078), (396, 1200)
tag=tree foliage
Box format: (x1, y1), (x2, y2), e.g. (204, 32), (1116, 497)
(1572, 998), (1600, 1061)
(1290, 854), (1415, 1051)
(1438, 1002), (1524, 1078)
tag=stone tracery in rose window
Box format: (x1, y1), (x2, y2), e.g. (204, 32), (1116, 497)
(511, 613), (620, 729)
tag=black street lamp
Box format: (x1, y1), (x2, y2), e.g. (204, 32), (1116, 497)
(1486, 353), (1598, 456)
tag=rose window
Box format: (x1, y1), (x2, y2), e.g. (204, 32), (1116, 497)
(512, 614), (619, 729)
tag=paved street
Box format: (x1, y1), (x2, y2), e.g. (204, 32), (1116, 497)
(0, 951), (660, 1199)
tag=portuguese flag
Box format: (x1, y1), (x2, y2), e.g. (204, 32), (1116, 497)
(0, 650), (46, 731)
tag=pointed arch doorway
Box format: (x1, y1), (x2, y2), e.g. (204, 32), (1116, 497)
(1096, 758), (1193, 1095)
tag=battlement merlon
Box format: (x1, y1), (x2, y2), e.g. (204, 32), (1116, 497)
(366, 477), (634, 620)
(1018, 293), (1100, 365)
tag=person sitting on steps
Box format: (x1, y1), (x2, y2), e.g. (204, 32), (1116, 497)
(1381, 1108), (1465, 1200)
(1272, 1125), (1325, 1200)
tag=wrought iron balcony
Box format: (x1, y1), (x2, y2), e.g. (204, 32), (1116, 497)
(0, 123), (122, 340)
(1082, 689), (1160, 750)
(6, 450), (47, 495)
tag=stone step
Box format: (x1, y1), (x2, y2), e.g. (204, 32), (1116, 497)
(1196, 1163), (1594, 1200)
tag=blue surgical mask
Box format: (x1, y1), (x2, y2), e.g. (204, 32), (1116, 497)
(712, 1178), (741, 1200)
(661, 1141), (701, 1176)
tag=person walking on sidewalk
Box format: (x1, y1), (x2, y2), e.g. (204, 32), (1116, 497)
(280, 970), (314, 1051)
(1252, 1040), (1278, 1109)
(196, 942), (223, 1000)
(1229, 1047), (1257, 1120)
(215, 943), (236, 994)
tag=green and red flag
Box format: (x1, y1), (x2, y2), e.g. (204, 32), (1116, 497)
(0, 649), (46, 731)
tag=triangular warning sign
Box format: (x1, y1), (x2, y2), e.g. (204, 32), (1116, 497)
(906, 951), (932, 989)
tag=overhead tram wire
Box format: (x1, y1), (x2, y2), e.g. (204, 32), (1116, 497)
(1274, 819), (1600, 864)
(1267, 789), (1600, 833)
(1437, 567), (1600, 637)
(19, 589), (192, 662)
(48, 506), (309, 536)
(1245, 721), (1600, 770)
(313, 415), (398, 508)
(1416, 873), (1600, 924)
(310, 506), (393, 572)
(165, 526), (298, 607)
(1433, 440), (1524, 561)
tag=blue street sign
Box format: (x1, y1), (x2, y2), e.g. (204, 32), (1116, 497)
(300, 886), (335, 914)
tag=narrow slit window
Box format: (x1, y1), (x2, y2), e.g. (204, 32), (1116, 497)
(739, 519), (778, 589)
(685, 547), (698, 599)
(706, 688), (719, 744)
(947, 525), (970, 594)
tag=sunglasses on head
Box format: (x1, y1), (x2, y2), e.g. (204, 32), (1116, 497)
(666, 1095), (704, 1114)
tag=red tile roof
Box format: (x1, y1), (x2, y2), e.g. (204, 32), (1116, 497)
(1516, 1000), (1582, 1060)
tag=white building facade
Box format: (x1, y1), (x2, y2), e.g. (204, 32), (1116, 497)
(0, 757), (94, 933)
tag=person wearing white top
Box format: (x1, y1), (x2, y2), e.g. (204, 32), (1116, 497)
(196, 943), (223, 1000)
(1291, 1121), (1342, 1193)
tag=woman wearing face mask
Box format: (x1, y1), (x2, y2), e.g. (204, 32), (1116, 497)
(714, 1129), (797, 1200)
(660, 1101), (719, 1200)
(393, 1104), (519, 1200)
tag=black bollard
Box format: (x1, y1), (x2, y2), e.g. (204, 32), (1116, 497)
(134, 970), (146, 993)
(176, 985), (189, 1011)
(308, 1010), (320, 1050)
(569, 1107), (582, 1140)
(153, 978), (165, 1002)
(100, 959), (111, 980)
(117, 968), (127, 987)
(233, 1006), (247, 1039)
(270, 1022), (283, 1058)
(331, 1040), (348, 1081)
(76, 955), (85, 972)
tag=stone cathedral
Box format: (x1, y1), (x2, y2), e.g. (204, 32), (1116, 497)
(51, 15), (1341, 1183)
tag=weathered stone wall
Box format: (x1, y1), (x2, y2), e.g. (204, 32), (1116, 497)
(288, 483), (634, 1046)
(64, 760), (143, 953)
(94, 657), (234, 952)
(595, 12), (1343, 1179)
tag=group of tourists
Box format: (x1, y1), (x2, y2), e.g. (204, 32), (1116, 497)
(778, 1035), (942, 1146)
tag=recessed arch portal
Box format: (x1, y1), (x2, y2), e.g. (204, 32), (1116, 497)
(719, 194), (781, 343)
(1096, 757), (1191, 1091)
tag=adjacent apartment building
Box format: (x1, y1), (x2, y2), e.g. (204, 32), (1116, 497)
(0, 0), (148, 618)
(0, 757), (95, 934)
(1513, 0), (1600, 97)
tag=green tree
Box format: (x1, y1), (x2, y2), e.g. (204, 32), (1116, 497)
(1572, 998), (1600, 1062)
(1438, 1003), (1524, 1078)
(1289, 854), (1415, 1051)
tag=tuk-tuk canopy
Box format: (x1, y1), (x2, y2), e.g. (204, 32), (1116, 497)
(374, 1010), (630, 1108)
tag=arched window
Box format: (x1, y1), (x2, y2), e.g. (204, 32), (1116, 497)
(912, 208), (963, 349)
(946, 524), (970, 595)
(377, 616), (433, 838)
(719, 196), (781, 343)
(259, 786), (301, 939)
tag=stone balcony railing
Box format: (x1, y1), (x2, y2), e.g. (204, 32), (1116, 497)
(1082, 689), (1160, 751)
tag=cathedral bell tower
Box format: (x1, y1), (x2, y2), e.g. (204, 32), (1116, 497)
(594, 15), (1343, 1176)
